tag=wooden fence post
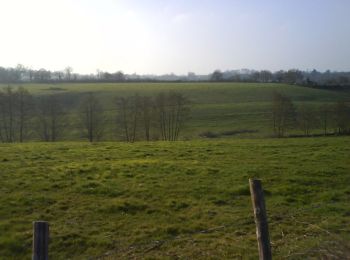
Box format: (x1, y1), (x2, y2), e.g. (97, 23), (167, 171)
(32, 221), (49, 260)
(249, 179), (272, 260)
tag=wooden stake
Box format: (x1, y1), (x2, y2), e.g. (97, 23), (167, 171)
(249, 179), (272, 260)
(32, 221), (49, 260)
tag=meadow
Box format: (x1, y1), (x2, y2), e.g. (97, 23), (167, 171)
(1, 82), (349, 139)
(0, 137), (350, 259)
(0, 82), (349, 259)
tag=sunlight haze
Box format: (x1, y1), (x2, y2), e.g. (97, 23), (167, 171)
(0, 0), (349, 74)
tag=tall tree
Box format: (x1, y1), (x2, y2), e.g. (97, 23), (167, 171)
(319, 104), (333, 136)
(36, 95), (65, 141)
(298, 104), (314, 136)
(272, 92), (296, 137)
(116, 95), (140, 142)
(140, 96), (153, 141)
(334, 101), (350, 134)
(0, 86), (17, 142)
(64, 67), (73, 81)
(79, 93), (104, 142)
(17, 87), (33, 142)
(210, 70), (224, 81)
(154, 92), (190, 141)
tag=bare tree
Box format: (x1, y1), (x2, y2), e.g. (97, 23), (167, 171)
(210, 70), (224, 81)
(154, 92), (190, 141)
(64, 67), (73, 81)
(17, 87), (33, 142)
(0, 90), (6, 142)
(319, 104), (333, 136)
(140, 96), (153, 141)
(36, 95), (65, 141)
(272, 92), (296, 137)
(115, 95), (140, 142)
(298, 104), (314, 136)
(334, 101), (350, 134)
(0, 86), (17, 142)
(79, 93), (104, 142)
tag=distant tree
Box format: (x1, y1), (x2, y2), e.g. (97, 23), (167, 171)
(29, 69), (34, 81)
(334, 101), (350, 134)
(116, 95), (140, 142)
(35, 69), (51, 82)
(0, 86), (33, 142)
(140, 96), (153, 141)
(154, 92), (190, 141)
(64, 67), (73, 81)
(284, 69), (304, 84)
(319, 104), (333, 135)
(36, 95), (65, 141)
(274, 70), (285, 83)
(210, 70), (224, 81)
(79, 93), (104, 142)
(272, 92), (296, 137)
(114, 71), (125, 82)
(103, 72), (113, 81)
(53, 71), (64, 81)
(15, 64), (26, 81)
(252, 71), (260, 82)
(298, 104), (314, 136)
(17, 87), (33, 142)
(0, 86), (17, 142)
(260, 70), (273, 82)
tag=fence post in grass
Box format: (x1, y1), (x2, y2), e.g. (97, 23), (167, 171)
(32, 221), (49, 260)
(249, 179), (272, 260)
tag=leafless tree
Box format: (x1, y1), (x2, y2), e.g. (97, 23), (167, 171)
(298, 104), (315, 136)
(272, 92), (296, 137)
(36, 95), (65, 141)
(319, 104), (333, 136)
(140, 96), (153, 141)
(79, 93), (104, 142)
(115, 95), (140, 142)
(0, 86), (17, 142)
(154, 92), (190, 141)
(17, 87), (33, 142)
(334, 101), (350, 134)
(64, 66), (73, 81)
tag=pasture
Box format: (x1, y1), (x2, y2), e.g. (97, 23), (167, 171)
(0, 137), (349, 259)
(1, 82), (349, 139)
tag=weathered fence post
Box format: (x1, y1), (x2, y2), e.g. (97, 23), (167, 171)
(249, 179), (272, 260)
(32, 221), (49, 260)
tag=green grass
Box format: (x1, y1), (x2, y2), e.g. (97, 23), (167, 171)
(1, 82), (349, 139)
(1, 137), (349, 259)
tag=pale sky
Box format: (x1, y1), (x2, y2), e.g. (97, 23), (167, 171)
(0, 0), (349, 74)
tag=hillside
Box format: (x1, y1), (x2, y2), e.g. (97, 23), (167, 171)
(1, 82), (349, 140)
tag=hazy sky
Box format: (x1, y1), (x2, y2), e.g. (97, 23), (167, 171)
(0, 0), (349, 74)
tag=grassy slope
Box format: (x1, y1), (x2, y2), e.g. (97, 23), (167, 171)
(1, 82), (349, 139)
(0, 137), (349, 259)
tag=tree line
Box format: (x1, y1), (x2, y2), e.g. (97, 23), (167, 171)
(272, 92), (350, 137)
(210, 69), (350, 89)
(1, 65), (350, 90)
(0, 87), (190, 143)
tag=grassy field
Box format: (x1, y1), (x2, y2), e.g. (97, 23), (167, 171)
(1, 82), (349, 139)
(1, 137), (349, 259)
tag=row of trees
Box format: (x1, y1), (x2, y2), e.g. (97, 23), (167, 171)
(114, 93), (189, 142)
(210, 69), (350, 88)
(1, 65), (349, 88)
(272, 92), (350, 137)
(0, 65), (126, 83)
(0, 87), (190, 142)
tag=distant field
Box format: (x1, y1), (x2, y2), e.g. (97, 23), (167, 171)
(1, 82), (349, 139)
(0, 137), (349, 259)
